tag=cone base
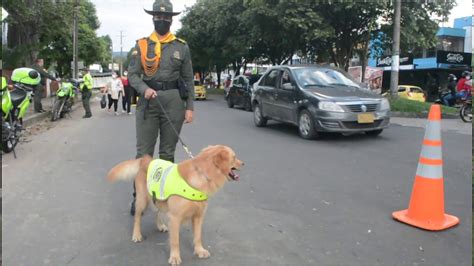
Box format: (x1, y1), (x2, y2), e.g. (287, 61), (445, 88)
(392, 209), (459, 231)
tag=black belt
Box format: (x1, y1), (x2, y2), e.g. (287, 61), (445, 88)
(144, 80), (178, 91)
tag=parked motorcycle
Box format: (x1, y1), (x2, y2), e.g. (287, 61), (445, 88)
(459, 98), (472, 123)
(51, 79), (80, 121)
(2, 68), (41, 157)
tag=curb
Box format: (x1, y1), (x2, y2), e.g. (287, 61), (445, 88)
(22, 91), (100, 128)
(391, 111), (459, 119)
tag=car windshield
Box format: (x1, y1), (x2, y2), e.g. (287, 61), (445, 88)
(248, 75), (262, 85)
(410, 87), (423, 93)
(294, 68), (360, 88)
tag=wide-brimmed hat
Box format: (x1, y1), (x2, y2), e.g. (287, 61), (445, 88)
(144, 0), (181, 16)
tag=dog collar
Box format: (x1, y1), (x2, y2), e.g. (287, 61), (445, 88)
(147, 159), (208, 201)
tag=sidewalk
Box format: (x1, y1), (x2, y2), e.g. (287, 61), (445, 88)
(22, 90), (100, 127)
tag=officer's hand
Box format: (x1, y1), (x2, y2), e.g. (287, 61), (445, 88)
(144, 88), (157, 99)
(184, 110), (193, 124)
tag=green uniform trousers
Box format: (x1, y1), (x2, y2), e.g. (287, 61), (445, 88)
(135, 89), (185, 162)
(82, 90), (92, 116)
(34, 84), (44, 112)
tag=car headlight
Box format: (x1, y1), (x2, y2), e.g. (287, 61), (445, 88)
(318, 101), (345, 112)
(380, 98), (390, 111)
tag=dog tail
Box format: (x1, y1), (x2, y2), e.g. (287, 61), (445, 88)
(106, 158), (143, 183)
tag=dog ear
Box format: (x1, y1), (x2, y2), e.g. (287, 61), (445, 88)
(213, 148), (230, 173)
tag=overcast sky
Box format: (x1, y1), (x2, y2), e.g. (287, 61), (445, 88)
(93, 0), (473, 53)
(94, 0), (196, 53)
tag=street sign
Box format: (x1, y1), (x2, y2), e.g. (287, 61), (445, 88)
(2, 8), (9, 21)
(71, 61), (84, 71)
(436, 50), (472, 66)
(376, 54), (413, 67)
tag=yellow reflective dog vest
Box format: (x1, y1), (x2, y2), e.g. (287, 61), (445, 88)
(147, 159), (208, 201)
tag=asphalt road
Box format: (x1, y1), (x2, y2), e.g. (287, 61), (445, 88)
(2, 94), (472, 266)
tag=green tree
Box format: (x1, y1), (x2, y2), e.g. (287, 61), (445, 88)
(179, 0), (244, 84)
(243, 0), (327, 65)
(179, 0), (456, 78)
(373, 0), (456, 59)
(4, 0), (112, 76)
(306, 2), (385, 71)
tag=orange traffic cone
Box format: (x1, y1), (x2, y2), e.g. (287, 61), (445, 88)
(392, 104), (459, 231)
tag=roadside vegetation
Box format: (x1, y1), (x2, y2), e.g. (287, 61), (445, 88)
(388, 97), (458, 115)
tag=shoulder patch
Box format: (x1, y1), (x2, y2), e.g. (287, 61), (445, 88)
(176, 38), (186, 44)
(132, 49), (138, 56)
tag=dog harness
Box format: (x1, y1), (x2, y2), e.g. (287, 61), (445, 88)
(146, 159), (208, 201)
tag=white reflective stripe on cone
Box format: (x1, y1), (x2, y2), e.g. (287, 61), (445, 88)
(415, 163), (443, 179)
(420, 145), (442, 160)
(424, 121), (441, 140)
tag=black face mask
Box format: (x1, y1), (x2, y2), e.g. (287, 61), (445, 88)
(154, 20), (171, 35)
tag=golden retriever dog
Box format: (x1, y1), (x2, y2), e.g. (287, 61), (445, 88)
(107, 145), (243, 265)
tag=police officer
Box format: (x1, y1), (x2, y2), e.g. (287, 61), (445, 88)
(31, 58), (59, 113)
(81, 68), (93, 118)
(128, 0), (194, 215)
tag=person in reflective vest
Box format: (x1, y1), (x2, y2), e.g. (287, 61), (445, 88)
(81, 68), (93, 118)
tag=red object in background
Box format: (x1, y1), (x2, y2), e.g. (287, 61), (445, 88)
(121, 76), (129, 86)
(456, 77), (471, 93)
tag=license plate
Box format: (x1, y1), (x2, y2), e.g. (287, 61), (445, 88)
(357, 113), (375, 123)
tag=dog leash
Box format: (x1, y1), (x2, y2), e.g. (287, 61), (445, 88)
(152, 93), (194, 159)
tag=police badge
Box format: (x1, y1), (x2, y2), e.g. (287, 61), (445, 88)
(173, 51), (180, 60)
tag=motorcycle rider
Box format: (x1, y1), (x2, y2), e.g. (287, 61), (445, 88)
(455, 71), (471, 100)
(441, 74), (457, 106)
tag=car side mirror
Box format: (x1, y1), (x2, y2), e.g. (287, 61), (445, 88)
(282, 83), (295, 90)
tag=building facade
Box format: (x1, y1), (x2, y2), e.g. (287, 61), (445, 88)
(366, 16), (473, 101)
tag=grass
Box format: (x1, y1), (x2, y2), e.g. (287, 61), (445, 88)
(388, 97), (458, 115)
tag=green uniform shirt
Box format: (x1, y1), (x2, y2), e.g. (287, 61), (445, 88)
(147, 159), (208, 201)
(128, 37), (194, 111)
(82, 73), (93, 91)
(31, 64), (57, 86)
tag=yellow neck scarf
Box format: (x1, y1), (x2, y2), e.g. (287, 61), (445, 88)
(138, 31), (176, 76)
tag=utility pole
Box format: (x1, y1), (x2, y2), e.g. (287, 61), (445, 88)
(111, 43), (114, 73)
(73, 0), (79, 79)
(118, 30), (126, 76)
(389, 0), (401, 98)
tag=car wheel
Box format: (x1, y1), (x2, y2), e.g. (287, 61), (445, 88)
(253, 104), (267, 127)
(227, 96), (234, 108)
(298, 109), (319, 139)
(365, 129), (383, 136)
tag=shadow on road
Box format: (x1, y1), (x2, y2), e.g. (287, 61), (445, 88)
(263, 122), (388, 142)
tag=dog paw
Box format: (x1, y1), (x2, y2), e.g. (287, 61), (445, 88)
(168, 255), (182, 265)
(157, 224), (168, 232)
(132, 233), (143, 243)
(194, 248), (210, 259)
